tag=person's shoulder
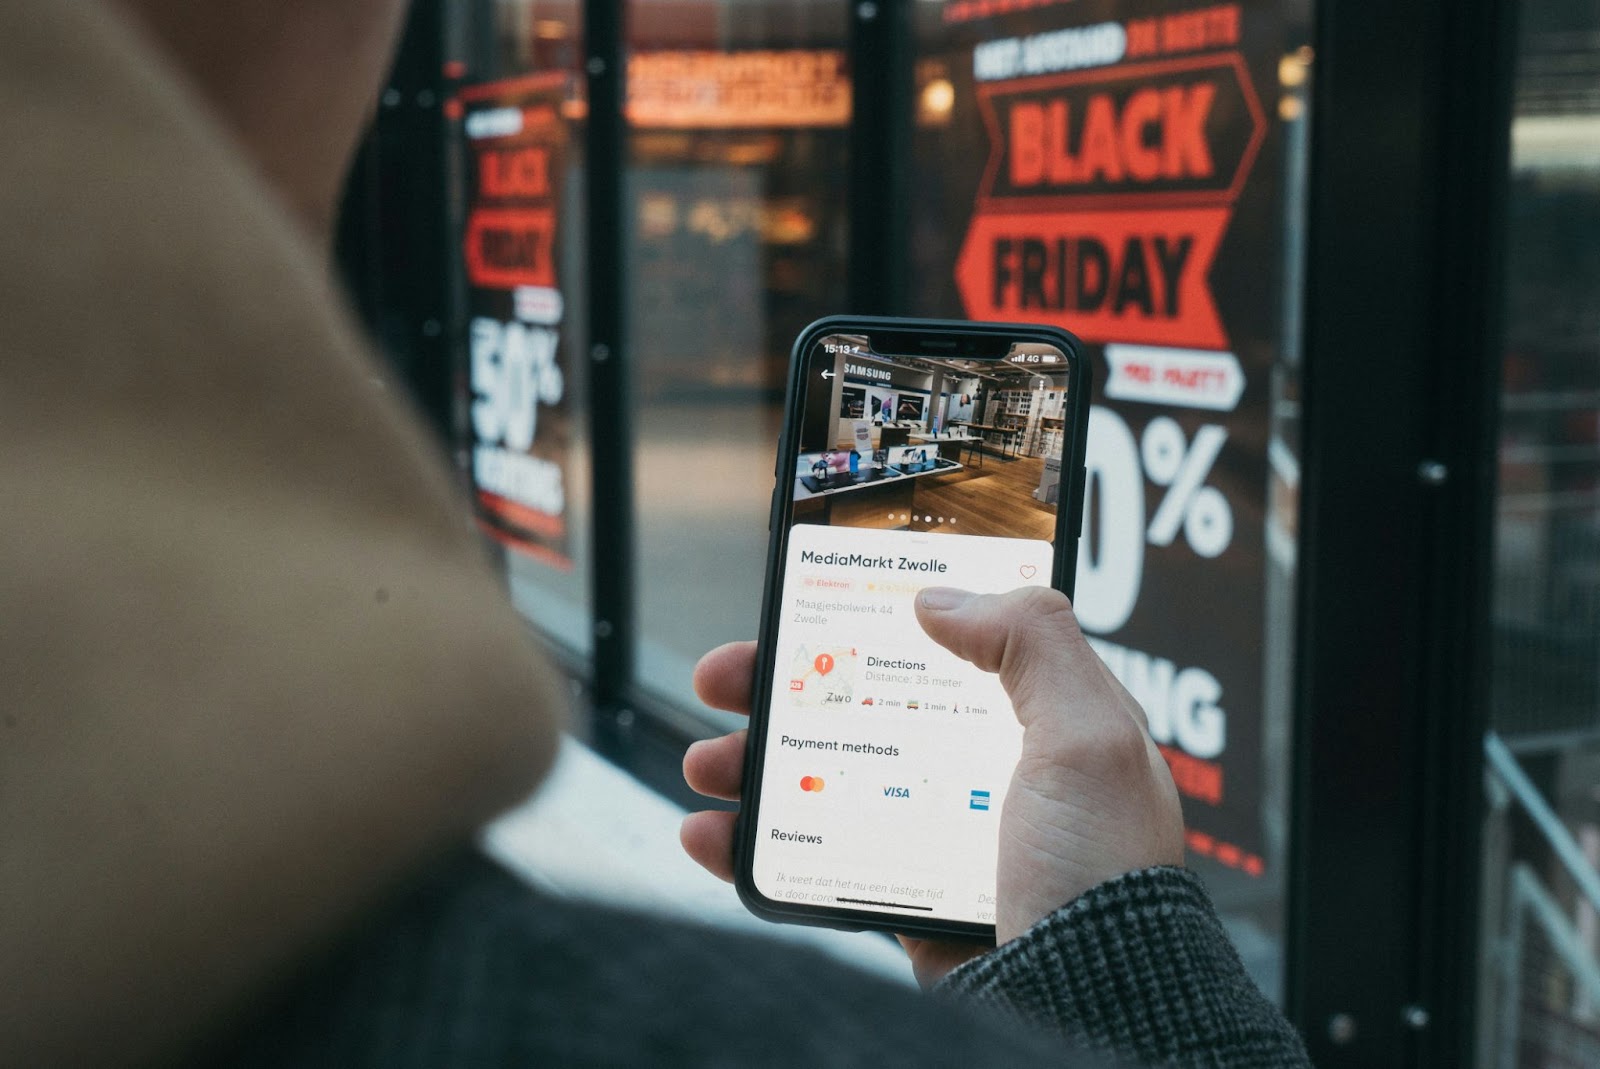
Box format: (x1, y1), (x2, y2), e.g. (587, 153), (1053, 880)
(192, 850), (1087, 1068)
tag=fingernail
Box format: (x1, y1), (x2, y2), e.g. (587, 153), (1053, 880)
(918, 587), (975, 611)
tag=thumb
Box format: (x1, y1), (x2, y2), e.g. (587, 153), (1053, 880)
(912, 586), (1101, 731)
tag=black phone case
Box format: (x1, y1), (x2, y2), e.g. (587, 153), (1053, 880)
(734, 315), (1093, 942)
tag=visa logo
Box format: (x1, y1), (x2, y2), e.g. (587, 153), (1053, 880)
(882, 786), (910, 798)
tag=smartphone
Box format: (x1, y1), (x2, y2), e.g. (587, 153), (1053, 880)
(736, 316), (1091, 941)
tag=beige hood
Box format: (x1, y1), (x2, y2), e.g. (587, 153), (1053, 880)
(0, 1), (564, 1063)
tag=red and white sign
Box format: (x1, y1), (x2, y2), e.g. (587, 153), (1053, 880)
(958, 49), (1264, 352)
(937, 1), (1285, 880)
(628, 50), (851, 129)
(514, 285), (564, 326)
(454, 73), (574, 570)
(955, 207), (1229, 348)
(463, 207), (556, 291)
(1104, 344), (1244, 411)
(973, 53), (1266, 210)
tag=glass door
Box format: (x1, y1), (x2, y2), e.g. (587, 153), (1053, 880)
(1477, 3), (1600, 1065)
(904, 0), (1314, 1000)
(625, 0), (853, 722)
(446, 0), (595, 654)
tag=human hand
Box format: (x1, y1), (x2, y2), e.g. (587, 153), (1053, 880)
(678, 641), (988, 987)
(680, 586), (1184, 987)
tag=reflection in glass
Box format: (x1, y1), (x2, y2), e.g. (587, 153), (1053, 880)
(448, 0), (594, 654)
(1478, 5), (1600, 1065)
(628, 2), (852, 721)
(905, 1), (1313, 1001)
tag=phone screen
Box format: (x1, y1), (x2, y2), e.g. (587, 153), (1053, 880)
(748, 329), (1081, 930)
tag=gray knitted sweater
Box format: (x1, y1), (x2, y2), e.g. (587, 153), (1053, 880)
(195, 851), (1308, 1067)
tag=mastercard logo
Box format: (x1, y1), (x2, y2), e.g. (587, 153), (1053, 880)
(799, 776), (826, 792)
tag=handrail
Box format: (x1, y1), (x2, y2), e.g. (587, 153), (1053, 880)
(1485, 730), (1600, 914)
(1496, 862), (1600, 1069)
(1510, 863), (1600, 1004)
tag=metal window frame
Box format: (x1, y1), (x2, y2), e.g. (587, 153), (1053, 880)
(581, 0), (914, 767)
(339, 0), (454, 442)
(342, 0), (1523, 1062)
(584, 0), (633, 716)
(1285, 0), (1514, 1064)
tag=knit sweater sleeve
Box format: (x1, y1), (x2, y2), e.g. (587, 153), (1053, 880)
(937, 867), (1310, 1068)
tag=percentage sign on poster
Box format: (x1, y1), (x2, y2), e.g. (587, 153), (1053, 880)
(1076, 408), (1234, 636)
(1140, 417), (1233, 559)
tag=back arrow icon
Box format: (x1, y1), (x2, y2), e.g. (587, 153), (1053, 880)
(820, 370), (835, 379)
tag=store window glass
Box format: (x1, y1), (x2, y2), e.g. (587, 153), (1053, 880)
(1478, 5), (1600, 1065)
(906, 0), (1312, 998)
(447, 0), (594, 654)
(627, 1), (852, 720)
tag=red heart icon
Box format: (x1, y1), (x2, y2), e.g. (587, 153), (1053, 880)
(1019, 564), (1037, 579)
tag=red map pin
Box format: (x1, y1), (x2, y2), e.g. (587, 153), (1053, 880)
(814, 653), (834, 675)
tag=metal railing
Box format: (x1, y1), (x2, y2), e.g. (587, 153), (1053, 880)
(1481, 731), (1600, 1068)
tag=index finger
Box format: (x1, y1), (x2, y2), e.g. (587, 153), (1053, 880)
(692, 640), (757, 716)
